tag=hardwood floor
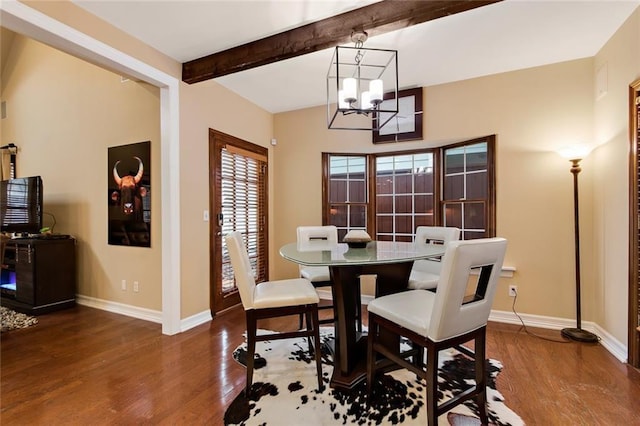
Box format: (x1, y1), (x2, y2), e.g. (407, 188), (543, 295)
(2, 305), (640, 425)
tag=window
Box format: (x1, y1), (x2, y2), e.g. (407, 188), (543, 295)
(375, 153), (435, 241)
(442, 139), (495, 240)
(323, 136), (495, 241)
(323, 154), (368, 241)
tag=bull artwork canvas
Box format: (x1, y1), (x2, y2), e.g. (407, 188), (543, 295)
(108, 141), (151, 247)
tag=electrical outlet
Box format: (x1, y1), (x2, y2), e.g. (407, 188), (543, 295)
(508, 285), (517, 297)
(121, 279), (127, 291)
(133, 281), (139, 293)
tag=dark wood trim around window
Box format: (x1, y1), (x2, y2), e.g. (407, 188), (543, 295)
(322, 135), (496, 240)
(321, 152), (330, 226)
(367, 154), (377, 236)
(440, 135), (496, 238)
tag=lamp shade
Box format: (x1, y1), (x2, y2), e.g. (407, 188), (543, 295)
(557, 145), (593, 160)
(338, 90), (349, 109)
(343, 78), (357, 103)
(327, 45), (398, 131)
(360, 91), (371, 110)
(369, 79), (383, 104)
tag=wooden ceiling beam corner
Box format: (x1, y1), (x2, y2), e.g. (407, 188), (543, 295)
(182, 0), (502, 84)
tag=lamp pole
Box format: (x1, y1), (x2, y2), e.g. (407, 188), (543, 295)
(561, 158), (598, 343)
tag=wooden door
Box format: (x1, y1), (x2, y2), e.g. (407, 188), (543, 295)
(209, 130), (269, 315)
(629, 79), (640, 368)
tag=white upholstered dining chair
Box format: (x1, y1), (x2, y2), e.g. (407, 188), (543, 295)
(225, 231), (324, 396)
(408, 226), (460, 290)
(366, 237), (507, 425)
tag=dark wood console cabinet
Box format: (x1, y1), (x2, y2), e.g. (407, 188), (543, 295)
(1, 237), (76, 315)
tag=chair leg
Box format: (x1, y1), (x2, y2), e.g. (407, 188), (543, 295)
(366, 315), (378, 405)
(425, 346), (438, 426)
(245, 311), (257, 397)
(299, 312), (304, 330)
(355, 290), (362, 333)
(412, 344), (425, 374)
(475, 333), (489, 425)
(310, 307), (324, 391)
(305, 310), (313, 350)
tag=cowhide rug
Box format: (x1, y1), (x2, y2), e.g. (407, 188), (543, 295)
(224, 328), (524, 426)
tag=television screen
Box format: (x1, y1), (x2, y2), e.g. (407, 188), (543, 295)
(0, 176), (43, 234)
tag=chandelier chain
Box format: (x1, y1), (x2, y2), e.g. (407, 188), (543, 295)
(354, 47), (364, 65)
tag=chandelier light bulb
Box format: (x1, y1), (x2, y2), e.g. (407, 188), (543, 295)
(343, 78), (357, 104)
(369, 79), (383, 104)
(338, 90), (349, 109)
(361, 91), (371, 109)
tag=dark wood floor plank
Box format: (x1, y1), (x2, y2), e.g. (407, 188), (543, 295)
(487, 323), (640, 425)
(2, 306), (640, 424)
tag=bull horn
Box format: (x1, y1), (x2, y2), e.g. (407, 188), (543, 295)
(113, 160), (122, 186)
(133, 156), (144, 183)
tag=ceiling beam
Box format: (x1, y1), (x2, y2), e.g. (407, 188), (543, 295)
(182, 0), (501, 84)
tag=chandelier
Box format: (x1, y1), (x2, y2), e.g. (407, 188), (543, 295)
(327, 31), (399, 131)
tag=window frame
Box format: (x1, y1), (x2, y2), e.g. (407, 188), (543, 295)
(373, 149), (439, 241)
(441, 136), (496, 239)
(321, 153), (375, 241)
(322, 135), (496, 240)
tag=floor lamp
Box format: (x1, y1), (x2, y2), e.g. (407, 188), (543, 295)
(558, 148), (598, 343)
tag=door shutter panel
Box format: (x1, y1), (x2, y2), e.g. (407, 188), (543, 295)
(220, 146), (268, 289)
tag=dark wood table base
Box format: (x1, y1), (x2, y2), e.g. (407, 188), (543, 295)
(329, 261), (413, 390)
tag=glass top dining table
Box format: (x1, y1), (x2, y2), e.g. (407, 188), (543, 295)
(279, 240), (446, 267)
(279, 240), (446, 390)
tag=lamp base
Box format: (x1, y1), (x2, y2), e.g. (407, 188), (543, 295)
(561, 327), (598, 343)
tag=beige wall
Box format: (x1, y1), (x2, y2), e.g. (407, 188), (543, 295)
(5, 1), (640, 345)
(1, 34), (163, 309)
(179, 80), (273, 317)
(274, 58), (595, 320)
(273, 8), (640, 345)
(593, 8), (640, 344)
(4, 1), (275, 319)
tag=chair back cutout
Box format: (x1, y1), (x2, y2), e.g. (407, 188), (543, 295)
(412, 226), (461, 274)
(429, 237), (507, 342)
(414, 226), (460, 248)
(297, 225), (338, 252)
(225, 231), (257, 310)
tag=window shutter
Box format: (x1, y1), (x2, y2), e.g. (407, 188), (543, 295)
(221, 147), (267, 289)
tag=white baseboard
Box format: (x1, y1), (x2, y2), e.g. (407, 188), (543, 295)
(489, 309), (628, 363)
(317, 289), (375, 305)
(77, 294), (628, 364)
(76, 295), (212, 333)
(316, 289), (333, 301)
(77, 295), (162, 323)
(316, 292), (628, 363)
(591, 323), (628, 363)
(180, 310), (213, 332)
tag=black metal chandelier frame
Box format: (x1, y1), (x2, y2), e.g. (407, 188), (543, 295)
(327, 32), (399, 131)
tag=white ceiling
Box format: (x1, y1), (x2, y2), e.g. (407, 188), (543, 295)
(73, 0), (639, 114)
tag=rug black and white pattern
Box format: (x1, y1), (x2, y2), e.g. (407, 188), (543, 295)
(0, 306), (38, 332)
(224, 328), (524, 426)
